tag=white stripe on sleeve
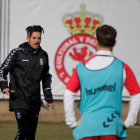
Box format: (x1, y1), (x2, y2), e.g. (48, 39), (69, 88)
(63, 89), (77, 128)
(124, 93), (140, 128)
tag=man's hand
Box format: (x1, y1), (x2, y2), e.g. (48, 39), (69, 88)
(47, 102), (53, 110)
(2, 88), (14, 94)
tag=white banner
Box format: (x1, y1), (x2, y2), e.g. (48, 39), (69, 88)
(8, 0), (140, 100)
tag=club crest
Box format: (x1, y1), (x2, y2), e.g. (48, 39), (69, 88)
(40, 58), (43, 65)
(55, 4), (103, 85)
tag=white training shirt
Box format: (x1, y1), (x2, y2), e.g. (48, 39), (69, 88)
(64, 50), (140, 128)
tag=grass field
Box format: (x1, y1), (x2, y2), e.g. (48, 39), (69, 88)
(0, 122), (140, 140)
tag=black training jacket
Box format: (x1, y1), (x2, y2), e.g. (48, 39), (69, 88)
(0, 42), (53, 111)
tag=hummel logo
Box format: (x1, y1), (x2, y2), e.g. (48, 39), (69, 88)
(103, 111), (119, 128)
(22, 59), (29, 61)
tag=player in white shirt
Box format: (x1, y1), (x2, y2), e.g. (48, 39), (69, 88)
(64, 25), (140, 140)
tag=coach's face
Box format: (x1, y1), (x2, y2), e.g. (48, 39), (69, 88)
(26, 32), (41, 49)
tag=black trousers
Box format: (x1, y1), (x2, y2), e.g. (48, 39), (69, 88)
(14, 109), (39, 140)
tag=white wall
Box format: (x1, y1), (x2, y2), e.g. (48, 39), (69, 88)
(0, 0), (140, 100)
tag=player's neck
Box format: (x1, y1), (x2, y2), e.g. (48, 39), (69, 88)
(97, 45), (113, 52)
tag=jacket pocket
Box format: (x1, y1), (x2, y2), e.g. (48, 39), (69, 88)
(9, 83), (19, 98)
(9, 91), (20, 98)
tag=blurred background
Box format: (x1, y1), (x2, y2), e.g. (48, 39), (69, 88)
(0, 0), (140, 124)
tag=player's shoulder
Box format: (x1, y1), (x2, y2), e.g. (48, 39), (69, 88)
(114, 57), (132, 72)
(114, 57), (124, 63)
(83, 56), (96, 65)
(41, 49), (48, 58)
(42, 49), (48, 55)
(9, 46), (24, 56)
(76, 56), (96, 69)
(10, 42), (27, 55)
(123, 62), (132, 72)
(18, 42), (27, 50)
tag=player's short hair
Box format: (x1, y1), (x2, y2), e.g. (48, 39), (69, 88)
(25, 25), (44, 37)
(96, 25), (117, 47)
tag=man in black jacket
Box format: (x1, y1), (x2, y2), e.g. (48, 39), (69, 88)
(0, 25), (53, 140)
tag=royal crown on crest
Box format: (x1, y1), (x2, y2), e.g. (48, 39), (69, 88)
(64, 4), (102, 36)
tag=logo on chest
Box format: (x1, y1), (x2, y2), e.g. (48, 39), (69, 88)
(40, 58), (43, 65)
(22, 59), (29, 62)
(86, 83), (116, 95)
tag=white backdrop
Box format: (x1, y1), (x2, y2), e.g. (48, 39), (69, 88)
(7, 0), (140, 100)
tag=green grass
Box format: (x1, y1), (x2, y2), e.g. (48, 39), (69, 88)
(0, 122), (140, 140)
(36, 122), (73, 140)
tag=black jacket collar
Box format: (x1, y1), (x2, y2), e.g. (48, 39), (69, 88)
(19, 42), (45, 55)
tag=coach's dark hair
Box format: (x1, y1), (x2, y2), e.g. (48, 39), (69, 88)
(25, 25), (44, 37)
(96, 25), (117, 47)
